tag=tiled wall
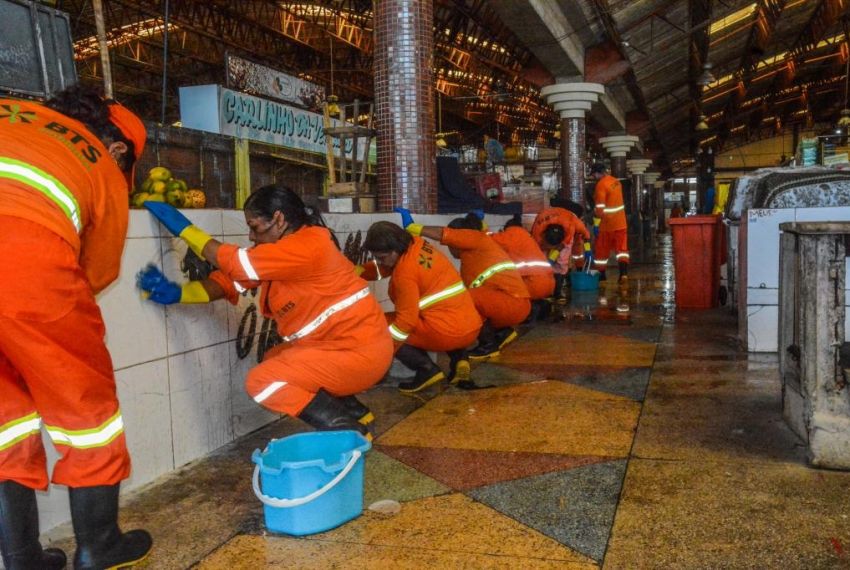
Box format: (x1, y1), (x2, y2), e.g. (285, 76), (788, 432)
(37, 209), (511, 534)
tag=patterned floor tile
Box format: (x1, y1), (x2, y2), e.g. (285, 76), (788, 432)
(470, 460), (627, 562)
(377, 381), (640, 457)
(198, 533), (597, 569)
(376, 445), (614, 491)
(363, 449), (450, 505)
(498, 332), (657, 369)
(605, 458), (850, 569)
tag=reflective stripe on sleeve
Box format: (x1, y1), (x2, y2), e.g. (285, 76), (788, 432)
(418, 281), (465, 310)
(515, 261), (552, 269)
(282, 287), (371, 342)
(389, 323), (409, 342)
(0, 412), (41, 452)
(233, 281), (247, 293)
(595, 203), (606, 208)
(237, 248), (260, 280)
(470, 261), (517, 288)
(616, 253), (630, 260)
(45, 411), (124, 450)
(0, 157), (82, 232)
(603, 205), (625, 214)
(253, 381), (287, 404)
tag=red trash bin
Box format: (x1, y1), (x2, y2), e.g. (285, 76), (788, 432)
(669, 215), (721, 308)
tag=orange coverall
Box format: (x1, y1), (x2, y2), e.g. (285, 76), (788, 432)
(441, 228), (530, 328)
(208, 225), (393, 416)
(531, 207), (591, 271)
(0, 100), (132, 490)
(593, 174), (629, 271)
(361, 237), (481, 351)
(490, 227), (555, 300)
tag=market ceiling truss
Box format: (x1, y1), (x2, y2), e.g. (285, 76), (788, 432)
(708, 0), (849, 148)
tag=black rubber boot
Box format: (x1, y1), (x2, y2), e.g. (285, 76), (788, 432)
(0, 481), (66, 570)
(468, 322), (500, 361)
(598, 270), (607, 282)
(447, 349), (473, 388)
(395, 345), (445, 393)
(495, 327), (519, 350)
(339, 395), (374, 426)
(299, 390), (371, 438)
(69, 484), (152, 570)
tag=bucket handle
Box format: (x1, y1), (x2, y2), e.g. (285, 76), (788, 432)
(252, 449), (362, 508)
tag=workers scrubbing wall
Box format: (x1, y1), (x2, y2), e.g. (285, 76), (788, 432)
(139, 185), (393, 439)
(360, 221), (482, 392)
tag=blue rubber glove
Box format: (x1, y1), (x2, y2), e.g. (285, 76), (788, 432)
(136, 264), (181, 305)
(592, 225), (600, 238)
(393, 207), (415, 229)
(144, 201), (192, 236)
(470, 208), (485, 221)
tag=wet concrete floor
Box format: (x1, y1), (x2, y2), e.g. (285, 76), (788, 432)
(46, 236), (850, 568)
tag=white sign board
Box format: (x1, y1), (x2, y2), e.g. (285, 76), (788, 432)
(179, 85), (372, 162)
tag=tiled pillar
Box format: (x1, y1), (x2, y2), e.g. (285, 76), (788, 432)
(374, 0), (436, 212)
(599, 135), (638, 182)
(540, 83), (604, 208)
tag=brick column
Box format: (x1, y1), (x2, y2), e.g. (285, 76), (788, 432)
(373, 0), (436, 213)
(540, 82), (604, 209)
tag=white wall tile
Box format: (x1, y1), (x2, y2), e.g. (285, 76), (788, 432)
(101, 236), (168, 370)
(117, 360), (174, 490)
(169, 346), (234, 467)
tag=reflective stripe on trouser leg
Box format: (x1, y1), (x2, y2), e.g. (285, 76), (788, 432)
(0, 220), (131, 487)
(0, 353), (49, 489)
(245, 336), (395, 417)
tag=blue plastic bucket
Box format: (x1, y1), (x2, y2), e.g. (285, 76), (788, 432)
(570, 271), (600, 291)
(252, 430), (371, 536)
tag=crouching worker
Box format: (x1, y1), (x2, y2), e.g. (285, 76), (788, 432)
(360, 222), (482, 393)
(396, 209), (530, 362)
(139, 185), (393, 439)
(0, 85), (151, 570)
(490, 215), (555, 322)
(531, 206), (591, 298)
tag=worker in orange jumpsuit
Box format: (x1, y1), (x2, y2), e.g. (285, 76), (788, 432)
(395, 209), (530, 361)
(139, 185), (393, 439)
(531, 206), (592, 297)
(491, 215), (555, 321)
(360, 221), (482, 392)
(590, 162), (629, 283)
(0, 86), (152, 569)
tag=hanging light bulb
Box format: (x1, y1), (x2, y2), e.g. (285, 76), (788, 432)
(435, 135), (448, 148)
(695, 114), (710, 131)
(326, 37), (340, 117)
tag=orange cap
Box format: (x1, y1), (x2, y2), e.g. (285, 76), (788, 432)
(108, 102), (146, 160)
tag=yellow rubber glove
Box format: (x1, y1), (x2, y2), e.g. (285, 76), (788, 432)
(179, 280), (211, 303)
(406, 223), (424, 236)
(354, 265), (365, 276)
(583, 241), (591, 252)
(547, 249), (560, 262)
(180, 226), (213, 260)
